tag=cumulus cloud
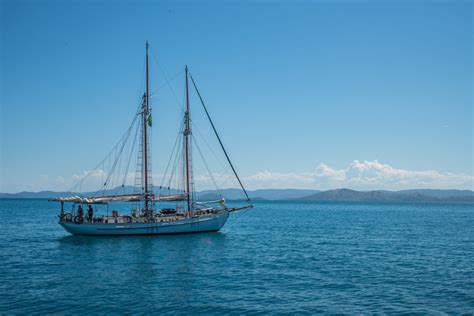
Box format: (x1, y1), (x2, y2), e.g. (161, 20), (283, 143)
(8, 160), (473, 193)
(240, 160), (474, 190)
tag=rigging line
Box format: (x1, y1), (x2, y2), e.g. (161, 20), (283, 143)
(164, 128), (181, 192)
(192, 134), (222, 197)
(121, 120), (138, 187)
(166, 132), (183, 191)
(193, 124), (229, 173)
(177, 74), (217, 160)
(93, 115), (139, 197)
(147, 129), (154, 191)
(137, 55), (147, 104)
(122, 119), (141, 185)
(232, 206), (252, 222)
(149, 48), (185, 112)
(162, 121), (184, 188)
(189, 73), (250, 202)
(115, 130), (127, 193)
(148, 48), (219, 158)
(68, 114), (140, 193)
(159, 127), (182, 190)
(168, 123), (185, 191)
(218, 169), (236, 189)
(149, 70), (184, 97)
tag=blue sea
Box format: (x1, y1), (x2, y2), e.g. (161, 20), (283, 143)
(1, 199), (473, 314)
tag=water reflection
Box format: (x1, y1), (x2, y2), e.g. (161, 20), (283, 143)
(54, 232), (230, 310)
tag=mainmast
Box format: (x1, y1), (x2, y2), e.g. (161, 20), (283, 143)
(143, 41), (150, 211)
(184, 65), (192, 217)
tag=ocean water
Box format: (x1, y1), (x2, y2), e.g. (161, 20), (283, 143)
(1, 199), (473, 314)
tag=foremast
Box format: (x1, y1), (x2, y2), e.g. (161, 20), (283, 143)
(143, 41), (151, 211)
(184, 65), (193, 217)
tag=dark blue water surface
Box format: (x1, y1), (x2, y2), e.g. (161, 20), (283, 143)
(1, 199), (473, 314)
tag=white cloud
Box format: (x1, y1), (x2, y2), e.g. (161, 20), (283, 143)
(4, 160), (473, 193)
(240, 160), (474, 190)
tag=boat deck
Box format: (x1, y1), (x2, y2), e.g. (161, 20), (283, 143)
(59, 211), (230, 235)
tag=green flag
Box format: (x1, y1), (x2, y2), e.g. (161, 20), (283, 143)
(147, 113), (152, 127)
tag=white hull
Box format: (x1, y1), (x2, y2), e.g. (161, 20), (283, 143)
(59, 211), (229, 236)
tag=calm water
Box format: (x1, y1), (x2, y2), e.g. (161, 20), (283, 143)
(1, 199), (473, 314)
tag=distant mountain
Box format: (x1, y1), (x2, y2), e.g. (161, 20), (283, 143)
(295, 188), (474, 203)
(197, 188), (319, 200)
(196, 193), (224, 201)
(250, 189), (320, 200)
(1, 187), (472, 203)
(197, 188), (246, 200)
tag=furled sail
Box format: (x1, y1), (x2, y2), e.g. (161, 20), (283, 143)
(50, 193), (186, 204)
(152, 194), (187, 202)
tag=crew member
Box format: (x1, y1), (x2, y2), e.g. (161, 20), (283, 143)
(77, 205), (84, 219)
(87, 205), (94, 223)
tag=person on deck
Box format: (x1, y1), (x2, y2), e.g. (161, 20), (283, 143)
(77, 205), (84, 219)
(87, 205), (94, 223)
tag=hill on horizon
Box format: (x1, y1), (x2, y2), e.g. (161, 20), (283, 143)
(294, 188), (474, 203)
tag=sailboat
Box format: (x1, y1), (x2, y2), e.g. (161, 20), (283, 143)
(51, 42), (252, 235)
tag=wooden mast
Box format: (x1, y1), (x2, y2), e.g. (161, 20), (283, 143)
(184, 65), (192, 217)
(143, 41), (150, 211)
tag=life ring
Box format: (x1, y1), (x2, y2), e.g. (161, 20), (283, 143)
(74, 216), (84, 224)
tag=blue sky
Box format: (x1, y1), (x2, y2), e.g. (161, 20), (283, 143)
(1, 0), (473, 193)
